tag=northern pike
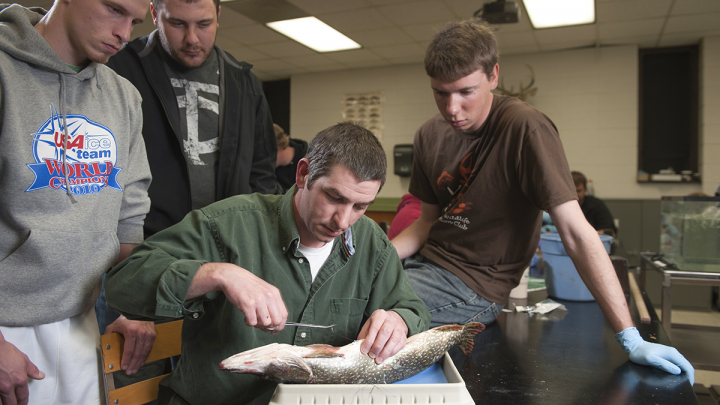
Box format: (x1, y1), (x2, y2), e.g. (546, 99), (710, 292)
(219, 322), (484, 384)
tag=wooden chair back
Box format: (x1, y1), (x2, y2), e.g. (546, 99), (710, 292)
(100, 320), (183, 405)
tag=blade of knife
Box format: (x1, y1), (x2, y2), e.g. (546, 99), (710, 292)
(266, 322), (335, 331)
(285, 322), (335, 330)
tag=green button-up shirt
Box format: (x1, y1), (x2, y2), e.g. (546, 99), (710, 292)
(105, 187), (431, 405)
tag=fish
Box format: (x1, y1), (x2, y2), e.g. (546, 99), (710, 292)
(219, 322), (484, 384)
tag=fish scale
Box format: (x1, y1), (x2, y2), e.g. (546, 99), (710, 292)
(219, 322), (485, 384)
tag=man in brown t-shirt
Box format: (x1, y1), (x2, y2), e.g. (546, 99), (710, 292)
(391, 19), (694, 385)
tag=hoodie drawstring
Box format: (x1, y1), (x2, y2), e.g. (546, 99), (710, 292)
(59, 74), (77, 204)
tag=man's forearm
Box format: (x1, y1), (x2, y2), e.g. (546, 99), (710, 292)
(550, 201), (633, 333)
(390, 201), (439, 260)
(186, 263), (226, 300)
(391, 219), (429, 260)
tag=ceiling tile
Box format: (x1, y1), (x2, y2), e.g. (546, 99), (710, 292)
(222, 45), (273, 61)
(402, 22), (446, 41)
(319, 7), (395, 32)
(366, 0), (412, 5)
(596, 0), (672, 22)
(377, 0), (455, 25)
(387, 55), (425, 65)
(664, 12), (720, 34)
(540, 41), (597, 53)
(219, 24), (288, 45)
(370, 42), (426, 58)
(323, 48), (387, 64)
(444, 0), (485, 19)
(603, 35), (662, 49)
(305, 64), (357, 73)
(349, 27), (415, 47)
(289, 0), (370, 14)
(496, 31), (537, 49)
(598, 18), (664, 40)
(252, 58), (307, 73)
(671, 0), (720, 15)
(501, 44), (543, 55)
(284, 54), (344, 68)
(218, 7), (257, 27)
(257, 40), (317, 57)
(488, 15), (535, 34)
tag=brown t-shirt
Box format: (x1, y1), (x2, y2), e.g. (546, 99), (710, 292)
(409, 95), (576, 304)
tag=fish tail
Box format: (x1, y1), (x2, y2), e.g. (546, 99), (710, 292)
(458, 322), (485, 355)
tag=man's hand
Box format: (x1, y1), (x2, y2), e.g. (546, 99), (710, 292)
(357, 310), (408, 364)
(104, 316), (156, 375)
(187, 263), (288, 333)
(0, 334), (44, 405)
(615, 327), (694, 385)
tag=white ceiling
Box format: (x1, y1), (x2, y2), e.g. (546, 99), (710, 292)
(15, 0), (720, 81)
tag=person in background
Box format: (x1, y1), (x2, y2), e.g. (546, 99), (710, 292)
(572, 171), (617, 237)
(105, 122), (430, 404)
(387, 194), (422, 240)
(0, 1), (154, 403)
(274, 123), (308, 194)
(391, 19), (694, 385)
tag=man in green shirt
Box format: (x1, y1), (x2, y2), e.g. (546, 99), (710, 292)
(105, 122), (431, 405)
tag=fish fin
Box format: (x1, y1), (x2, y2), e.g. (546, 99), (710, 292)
(266, 352), (314, 383)
(434, 325), (463, 332)
(458, 322), (486, 355)
(302, 344), (344, 358)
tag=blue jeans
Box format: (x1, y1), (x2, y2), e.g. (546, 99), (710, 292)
(95, 274), (120, 334)
(404, 255), (502, 328)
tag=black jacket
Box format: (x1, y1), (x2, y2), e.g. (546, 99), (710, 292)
(107, 31), (277, 237)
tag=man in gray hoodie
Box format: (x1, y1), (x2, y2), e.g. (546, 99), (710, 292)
(0, 0), (154, 404)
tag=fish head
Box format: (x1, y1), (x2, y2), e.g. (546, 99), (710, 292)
(219, 343), (315, 383)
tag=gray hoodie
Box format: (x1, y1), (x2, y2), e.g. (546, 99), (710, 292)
(0, 4), (151, 326)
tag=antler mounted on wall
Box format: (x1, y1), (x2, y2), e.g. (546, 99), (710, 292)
(496, 64), (537, 101)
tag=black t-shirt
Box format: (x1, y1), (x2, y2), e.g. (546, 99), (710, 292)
(162, 48), (221, 210)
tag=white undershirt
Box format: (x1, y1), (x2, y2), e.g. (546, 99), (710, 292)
(296, 239), (334, 281)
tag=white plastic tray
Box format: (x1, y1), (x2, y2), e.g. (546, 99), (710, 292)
(268, 353), (474, 405)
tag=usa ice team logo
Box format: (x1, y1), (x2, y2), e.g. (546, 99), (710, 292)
(25, 106), (122, 196)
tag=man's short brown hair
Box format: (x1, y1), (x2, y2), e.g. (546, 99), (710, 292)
(424, 19), (499, 82)
(571, 171), (587, 188)
(305, 122), (387, 191)
(274, 124), (289, 150)
(152, 0), (220, 13)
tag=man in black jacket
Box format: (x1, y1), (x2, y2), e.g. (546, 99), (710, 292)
(107, 0), (277, 239)
(99, 0), (277, 387)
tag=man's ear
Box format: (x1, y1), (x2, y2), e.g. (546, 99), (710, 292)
(295, 158), (310, 189)
(150, 2), (159, 27)
(489, 63), (499, 90)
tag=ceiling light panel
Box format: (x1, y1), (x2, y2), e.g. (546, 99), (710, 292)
(523, 0), (595, 29)
(266, 17), (361, 53)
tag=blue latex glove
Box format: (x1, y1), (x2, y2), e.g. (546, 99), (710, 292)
(615, 327), (694, 385)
